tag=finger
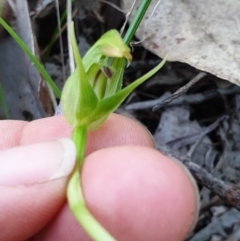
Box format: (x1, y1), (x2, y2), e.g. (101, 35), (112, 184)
(0, 139), (76, 241)
(35, 146), (199, 241)
(0, 114), (154, 154)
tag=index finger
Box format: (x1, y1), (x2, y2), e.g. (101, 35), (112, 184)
(0, 114), (155, 155)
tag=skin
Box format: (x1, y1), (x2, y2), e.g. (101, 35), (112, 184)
(0, 113), (199, 241)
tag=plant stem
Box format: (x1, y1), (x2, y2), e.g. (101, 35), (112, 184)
(72, 125), (87, 164)
(67, 170), (116, 241)
(68, 125), (116, 241)
(123, 0), (152, 45)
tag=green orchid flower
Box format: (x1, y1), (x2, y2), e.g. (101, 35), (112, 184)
(61, 23), (166, 132)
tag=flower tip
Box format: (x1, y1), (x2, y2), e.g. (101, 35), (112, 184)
(102, 46), (132, 60)
(124, 51), (132, 62)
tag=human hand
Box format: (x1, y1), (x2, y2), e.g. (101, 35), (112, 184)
(0, 113), (199, 241)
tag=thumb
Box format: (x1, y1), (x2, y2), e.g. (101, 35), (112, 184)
(0, 139), (76, 241)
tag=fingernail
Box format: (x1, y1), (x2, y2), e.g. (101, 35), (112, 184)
(0, 139), (76, 186)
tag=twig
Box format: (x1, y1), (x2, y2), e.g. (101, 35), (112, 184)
(100, 0), (124, 13)
(186, 135), (205, 159)
(185, 116), (226, 158)
(153, 72), (207, 111)
(120, 0), (137, 36)
(67, 0), (75, 73)
(131, 0), (162, 45)
(124, 85), (240, 111)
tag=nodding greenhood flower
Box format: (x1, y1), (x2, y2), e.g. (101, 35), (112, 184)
(61, 23), (166, 131)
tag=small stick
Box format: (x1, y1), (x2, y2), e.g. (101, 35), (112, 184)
(67, 0), (75, 73)
(153, 72), (207, 111)
(125, 85), (240, 111)
(185, 115), (226, 158)
(100, 1), (124, 13)
(120, 0), (137, 37)
(131, 0), (162, 45)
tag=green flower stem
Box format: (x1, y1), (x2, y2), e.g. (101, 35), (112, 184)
(68, 125), (116, 241)
(72, 125), (87, 164)
(123, 0), (152, 45)
(67, 170), (116, 241)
